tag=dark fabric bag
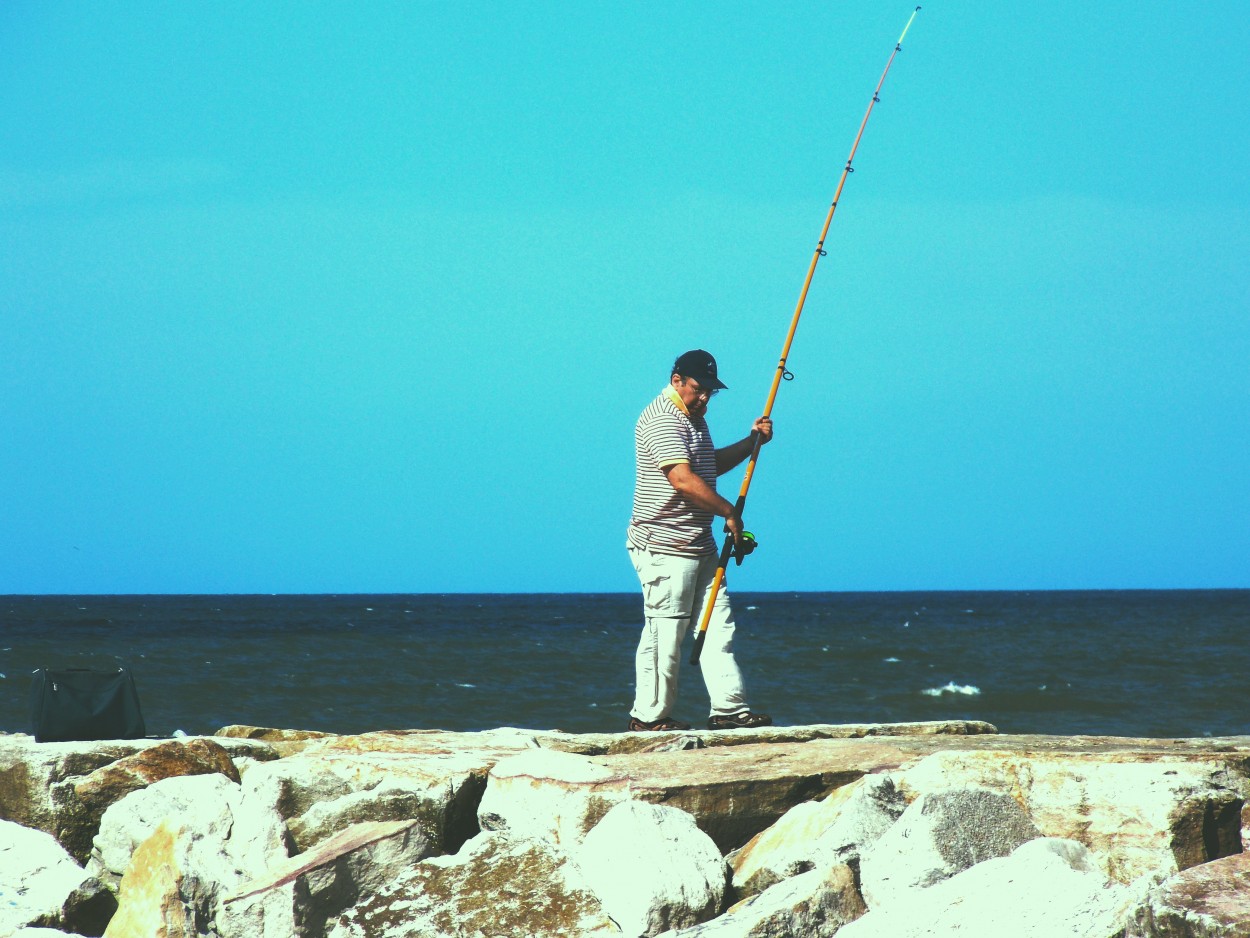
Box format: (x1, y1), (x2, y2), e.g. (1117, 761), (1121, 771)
(29, 668), (146, 743)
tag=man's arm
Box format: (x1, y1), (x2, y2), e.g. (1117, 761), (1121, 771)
(662, 463), (748, 543)
(715, 416), (774, 476)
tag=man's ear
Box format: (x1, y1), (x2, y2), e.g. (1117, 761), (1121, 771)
(670, 373), (683, 389)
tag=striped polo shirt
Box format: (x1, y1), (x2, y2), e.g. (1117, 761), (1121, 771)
(627, 385), (719, 556)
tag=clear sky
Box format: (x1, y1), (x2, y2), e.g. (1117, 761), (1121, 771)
(2, 2), (1247, 594)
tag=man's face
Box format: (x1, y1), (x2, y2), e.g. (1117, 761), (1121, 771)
(672, 374), (717, 418)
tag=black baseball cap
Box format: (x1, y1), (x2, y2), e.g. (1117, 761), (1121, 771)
(672, 349), (728, 390)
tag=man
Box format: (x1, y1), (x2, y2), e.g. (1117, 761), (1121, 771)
(626, 349), (774, 731)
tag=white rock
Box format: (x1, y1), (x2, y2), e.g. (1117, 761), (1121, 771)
(478, 748), (630, 848)
(101, 816), (297, 938)
(657, 862), (867, 937)
(730, 774), (904, 899)
(88, 772), (243, 891)
(326, 832), (619, 937)
(577, 801), (728, 937)
(224, 819), (434, 937)
(859, 785), (1040, 909)
(893, 749), (1247, 883)
(95, 774), (294, 938)
(1126, 850), (1250, 937)
(238, 730), (522, 855)
(840, 837), (1151, 938)
(0, 819), (88, 935)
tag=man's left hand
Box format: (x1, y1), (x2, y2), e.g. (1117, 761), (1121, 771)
(753, 416), (774, 444)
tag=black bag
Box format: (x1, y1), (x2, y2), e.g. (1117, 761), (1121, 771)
(29, 668), (146, 743)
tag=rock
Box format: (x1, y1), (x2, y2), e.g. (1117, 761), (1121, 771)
(9, 725), (1250, 938)
(102, 816), (296, 938)
(248, 764), (473, 861)
(100, 819), (203, 937)
(859, 786), (1041, 908)
(326, 832), (619, 937)
(0, 818), (90, 935)
(0, 737), (155, 837)
(892, 748), (1247, 882)
(637, 735), (708, 754)
(224, 819), (434, 937)
(1127, 850), (1250, 936)
(840, 837), (1149, 938)
(506, 731), (1247, 859)
(728, 799), (827, 899)
(214, 726), (337, 759)
(729, 773), (905, 900)
(90, 773), (292, 938)
(239, 728), (537, 856)
(477, 749), (631, 847)
(576, 800), (728, 937)
(0, 736), (278, 847)
(215, 725), (336, 743)
(60, 876), (119, 937)
(533, 720), (998, 757)
(657, 863), (867, 937)
(86, 772), (283, 894)
(58, 738), (241, 864)
(591, 737), (912, 854)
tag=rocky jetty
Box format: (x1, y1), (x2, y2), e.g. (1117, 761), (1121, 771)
(1, 720), (1248, 937)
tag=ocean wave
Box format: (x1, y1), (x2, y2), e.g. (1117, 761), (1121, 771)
(922, 681), (981, 697)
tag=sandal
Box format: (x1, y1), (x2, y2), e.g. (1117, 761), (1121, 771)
(628, 716), (692, 732)
(707, 711), (773, 730)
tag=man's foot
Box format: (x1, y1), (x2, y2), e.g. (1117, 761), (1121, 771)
(707, 711), (773, 730)
(628, 716), (693, 732)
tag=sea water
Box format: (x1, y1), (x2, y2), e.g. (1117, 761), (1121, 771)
(1, 591), (1246, 739)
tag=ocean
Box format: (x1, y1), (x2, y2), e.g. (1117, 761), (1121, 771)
(2, 591), (1247, 740)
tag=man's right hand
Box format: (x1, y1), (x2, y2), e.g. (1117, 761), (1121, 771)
(724, 512), (757, 557)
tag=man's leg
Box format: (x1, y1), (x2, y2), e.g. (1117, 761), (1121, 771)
(690, 553), (749, 718)
(628, 548), (699, 723)
(631, 615), (688, 723)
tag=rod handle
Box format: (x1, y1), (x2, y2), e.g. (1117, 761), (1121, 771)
(690, 630), (708, 667)
(690, 536), (737, 666)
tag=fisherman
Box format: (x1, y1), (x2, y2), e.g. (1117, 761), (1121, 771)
(626, 349), (774, 731)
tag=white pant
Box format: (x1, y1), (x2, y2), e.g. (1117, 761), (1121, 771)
(628, 546), (749, 721)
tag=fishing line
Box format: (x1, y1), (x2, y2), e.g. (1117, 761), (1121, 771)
(692, 6), (922, 666)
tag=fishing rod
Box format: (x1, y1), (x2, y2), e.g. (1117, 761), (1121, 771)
(691, 6), (921, 666)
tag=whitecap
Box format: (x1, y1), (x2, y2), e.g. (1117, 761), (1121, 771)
(884, 657), (900, 663)
(0, 673), (6, 679)
(746, 605), (758, 611)
(922, 682), (981, 697)
(455, 682), (476, 689)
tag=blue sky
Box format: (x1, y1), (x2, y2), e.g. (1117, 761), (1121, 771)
(2, 2), (1247, 594)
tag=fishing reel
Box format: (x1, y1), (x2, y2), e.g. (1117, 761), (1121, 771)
(732, 530), (757, 566)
